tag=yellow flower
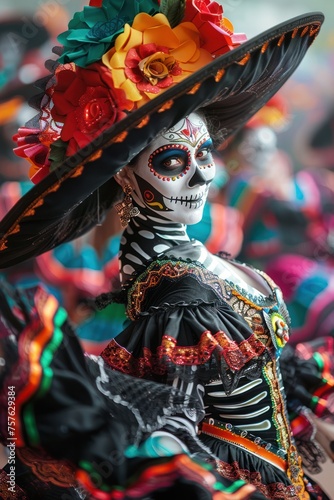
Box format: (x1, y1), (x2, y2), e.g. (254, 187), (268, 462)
(138, 52), (176, 85)
(102, 13), (213, 107)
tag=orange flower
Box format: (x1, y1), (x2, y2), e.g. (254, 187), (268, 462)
(102, 12), (213, 107)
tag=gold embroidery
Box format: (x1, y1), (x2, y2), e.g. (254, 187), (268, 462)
(277, 34), (285, 47)
(0, 172), (72, 249)
(187, 83), (201, 95)
(300, 26), (309, 37)
(261, 42), (269, 53)
(83, 149), (103, 164)
(263, 361), (307, 497)
(136, 116), (150, 128)
(8, 226), (20, 236)
(158, 100), (174, 112)
(214, 69), (225, 82)
(70, 165), (84, 178)
(291, 28), (299, 39)
(309, 24), (321, 37)
(231, 289), (262, 310)
(286, 445), (309, 499)
(107, 131), (128, 144)
(25, 208), (37, 217)
(236, 53), (251, 66)
(102, 328), (267, 378)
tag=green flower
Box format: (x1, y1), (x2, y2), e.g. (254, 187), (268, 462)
(58, 0), (160, 68)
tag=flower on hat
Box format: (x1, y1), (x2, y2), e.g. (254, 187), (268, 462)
(13, 127), (56, 183)
(13, 0), (247, 182)
(102, 12), (213, 107)
(184, 0), (247, 55)
(50, 62), (133, 156)
(58, 0), (160, 67)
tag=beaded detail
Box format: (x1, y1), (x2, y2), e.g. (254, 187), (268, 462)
(200, 418), (288, 468)
(126, 257), (278, 321)
(127, 258), (232, 321)
(102, 329), (267, 378)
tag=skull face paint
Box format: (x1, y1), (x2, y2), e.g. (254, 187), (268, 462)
(128, 112), (216, 225)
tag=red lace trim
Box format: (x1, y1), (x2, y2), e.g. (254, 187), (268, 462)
(17, 447), (76, 487)
(216, 459), (301, 500)
(102, 329), (266, 378)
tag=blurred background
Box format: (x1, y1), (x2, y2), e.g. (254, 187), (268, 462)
(223, 0), (334, 170)
(0, 1), (334, 496)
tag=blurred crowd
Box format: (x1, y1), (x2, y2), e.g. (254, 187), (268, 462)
(0, 2), (334, 496)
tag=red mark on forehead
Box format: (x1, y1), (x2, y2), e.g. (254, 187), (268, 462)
(181, 117), (202, 143)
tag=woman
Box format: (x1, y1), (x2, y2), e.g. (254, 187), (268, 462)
(0, 1), (329, 499)
(95, 110), (330, 499)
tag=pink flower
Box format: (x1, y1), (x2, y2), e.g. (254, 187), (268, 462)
(13, 127), (55, 183)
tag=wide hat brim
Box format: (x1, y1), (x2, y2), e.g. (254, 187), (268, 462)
(0, 12), (324, 268)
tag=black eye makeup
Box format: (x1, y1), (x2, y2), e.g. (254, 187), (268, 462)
(148, 145), (191, 180)
(196, 138), (214, 167)
(147, 137), (214, 180)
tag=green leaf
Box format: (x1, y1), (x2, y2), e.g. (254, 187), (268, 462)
(49, 139), (68, 171)
(159, 0), (186, 28)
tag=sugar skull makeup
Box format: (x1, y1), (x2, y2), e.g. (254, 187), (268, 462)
(127, 112), (216, 225)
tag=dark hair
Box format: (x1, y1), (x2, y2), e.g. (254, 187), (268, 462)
(200, 108), (226, 148)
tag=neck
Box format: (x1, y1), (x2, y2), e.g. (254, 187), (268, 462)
(119, 207), (190, 285)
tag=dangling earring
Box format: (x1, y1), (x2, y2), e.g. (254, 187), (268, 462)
(115, 185), (140, 227)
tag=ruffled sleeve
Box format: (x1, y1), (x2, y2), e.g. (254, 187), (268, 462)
(102, 260), (268, 394)
(0, 282), (257, 500)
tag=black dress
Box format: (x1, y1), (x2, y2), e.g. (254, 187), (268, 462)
(101, 240), (331, 499)
(0, 281), (257, 499)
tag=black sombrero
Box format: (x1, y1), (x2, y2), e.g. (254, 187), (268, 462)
(0, 0), (324, 268)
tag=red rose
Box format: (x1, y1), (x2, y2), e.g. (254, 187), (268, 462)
(51, 63), (133, 156)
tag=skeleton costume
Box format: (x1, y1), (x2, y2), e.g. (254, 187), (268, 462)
(0, 1), (330, 500)
(100, 114), (332, 499)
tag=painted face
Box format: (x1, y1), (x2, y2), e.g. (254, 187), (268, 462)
(127, 113), (216, 224)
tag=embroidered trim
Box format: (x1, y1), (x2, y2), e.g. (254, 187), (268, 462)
(17, 447), (76, 487)
(216, 458), (300, 500)
(263, 360), (307, 497)
(200, 419), (288, 471)
(126, 258), (278, 321)
(126, 259), (227, 321)
(102, 329), (267, 378)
